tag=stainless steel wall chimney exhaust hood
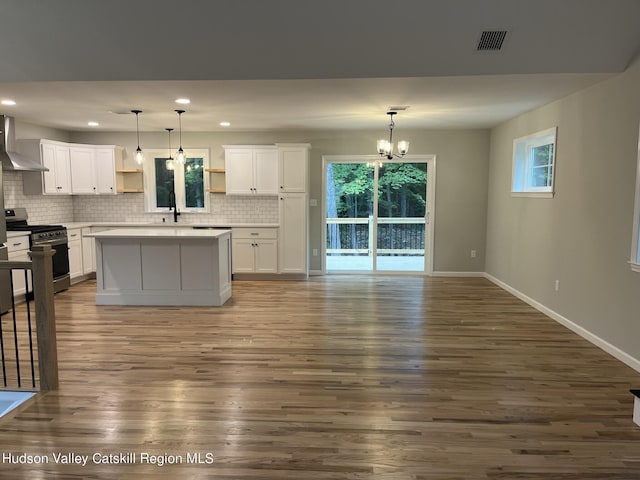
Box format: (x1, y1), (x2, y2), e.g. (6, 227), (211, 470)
(0, 115), (48, 171)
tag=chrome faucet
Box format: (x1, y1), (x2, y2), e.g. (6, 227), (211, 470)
(168, 190), (181, 223)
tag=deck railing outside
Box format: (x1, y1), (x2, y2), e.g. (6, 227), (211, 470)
(326, 217), (425, 256)
(0, 245), (59, 391)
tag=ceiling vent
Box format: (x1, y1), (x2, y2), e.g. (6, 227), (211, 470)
(476, 30), (508, 51)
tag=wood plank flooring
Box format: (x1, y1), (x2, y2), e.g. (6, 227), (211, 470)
(1, 276), (639, 479)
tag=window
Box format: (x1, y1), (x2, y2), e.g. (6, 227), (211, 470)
(630, 124), (640, 273)
(512, 127), (557, 197)
(144, 149), (209, 213)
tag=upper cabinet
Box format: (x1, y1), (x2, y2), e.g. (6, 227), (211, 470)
(19, 140), (122, 196)
(69, 146), (96, 194)
(277, 143), (310, 193)
(21, 140), (72, 195)
(42, 141), (72, 194)
(224, 146), (278, 195)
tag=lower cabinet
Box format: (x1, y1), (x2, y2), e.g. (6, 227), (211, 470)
(232, 228), (278, 273)
(67, 226), (96, 282)
(82, 227), (95, 274)
(67, 228), (84, 280)
(279, 193), (308, 276)
(7, 235), (31, 297)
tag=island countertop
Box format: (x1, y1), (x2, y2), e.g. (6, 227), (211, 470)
(85, 228), (232, 239)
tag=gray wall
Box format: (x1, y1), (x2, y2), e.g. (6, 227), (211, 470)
(486, 56), (640, 360)
(70, 128), (490, 273)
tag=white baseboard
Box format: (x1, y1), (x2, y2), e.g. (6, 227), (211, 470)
(431, 271), (486, 277)
(484, 273), (640, 374)
(309, 269), (324, 276)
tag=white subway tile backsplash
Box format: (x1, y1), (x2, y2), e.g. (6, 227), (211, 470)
(4, 171), (278, 225)
(72, 193), (279, 224)
(3, 172), (74, 223)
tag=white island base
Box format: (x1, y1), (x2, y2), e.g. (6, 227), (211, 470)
(86, 228), (232, 306)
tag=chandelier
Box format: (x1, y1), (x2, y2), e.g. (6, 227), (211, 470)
(377, 111), (409, 160)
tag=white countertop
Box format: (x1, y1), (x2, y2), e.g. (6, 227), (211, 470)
(65, 222), (278, 229)
(7, 231), (30, 239)
(85, 228), (232, 239)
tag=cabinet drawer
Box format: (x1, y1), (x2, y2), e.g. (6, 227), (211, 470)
(232, 228), (278, 240)
(7, 235), (30, 254)
(67, 229), (82, 241)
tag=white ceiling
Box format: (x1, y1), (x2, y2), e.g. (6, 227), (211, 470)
(0, 0), (639, 132)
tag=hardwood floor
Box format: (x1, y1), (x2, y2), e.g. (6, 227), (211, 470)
(1, 276), (639, 479)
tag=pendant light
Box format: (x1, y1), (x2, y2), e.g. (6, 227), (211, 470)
(377, 111), (409, 160)
(175, 109), (185, 165)
(131, 109), (144, 164)
(165, 128), (175, 170)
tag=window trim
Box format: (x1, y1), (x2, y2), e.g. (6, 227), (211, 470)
(630, 124), (640, 273)
(511, 127), (557, 197)
(143, 148), (210, 213)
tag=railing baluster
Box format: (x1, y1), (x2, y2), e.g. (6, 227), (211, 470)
(0, 275), (7, 387)
(25, 270), (36, 389)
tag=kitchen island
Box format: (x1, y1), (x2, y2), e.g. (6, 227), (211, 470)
(85, 228), (232, 306)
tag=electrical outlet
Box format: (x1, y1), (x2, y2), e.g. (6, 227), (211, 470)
(555, 280), (560, 291)
(470, 250), (477, 258)
(312, 249), (318, 256)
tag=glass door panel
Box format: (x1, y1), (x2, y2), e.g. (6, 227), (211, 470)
(376, 162), (427, 271)
(325, 162), (375, 271)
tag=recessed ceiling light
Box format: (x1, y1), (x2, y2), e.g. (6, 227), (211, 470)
(219, 121), (231, 127)
(175, 98), (191, 105)
(88, 121), (99, 127)
(1, 99), (16, 106)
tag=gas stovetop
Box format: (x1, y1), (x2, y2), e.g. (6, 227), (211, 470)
(4, 208), (67, 239)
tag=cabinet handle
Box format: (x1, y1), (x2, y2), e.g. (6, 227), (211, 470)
(13, 242), (23, 247)
(70, 234), (78, 237)
(250, 233), (259, 236)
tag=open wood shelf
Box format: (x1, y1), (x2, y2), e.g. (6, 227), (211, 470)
(207, 188), (226, 193)
(115, 169), (144, 173)
(205, 168), (226, 173)
(117, 188), (144, 193)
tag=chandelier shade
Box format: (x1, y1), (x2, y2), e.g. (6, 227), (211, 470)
(377, 111), (409, 160)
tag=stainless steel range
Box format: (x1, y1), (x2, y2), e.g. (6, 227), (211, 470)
(4, 208), (71, 294)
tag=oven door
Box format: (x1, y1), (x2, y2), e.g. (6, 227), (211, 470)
(32, 237), (70, 293)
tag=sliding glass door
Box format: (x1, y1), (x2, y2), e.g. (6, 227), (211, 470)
(324, 156), (433, 273)
(376, 162), (427, 271)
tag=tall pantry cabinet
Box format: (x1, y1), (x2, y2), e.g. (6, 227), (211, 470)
(277, 144), (310, 278)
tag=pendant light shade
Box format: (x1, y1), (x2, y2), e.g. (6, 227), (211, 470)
(131, 109), (144, 165)
(175, 109), (185, 165)
(165, 128), (175, 170)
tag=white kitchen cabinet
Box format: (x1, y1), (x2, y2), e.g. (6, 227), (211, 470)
(7, 234), (31, 297)
(20, 139), (72, 195)
(95, 147), (120, 194)
(70, 146), (96, 194)
(231, 228), (278, 273)
(277, 144), (310, 193)
(70, 145), (120, 195)
(81, 227), (95, 274)
(224, 146), (278, 195)
(67, 228), (83, 280)
(279, 193), (308, 276)
(19, 140), (121, 195)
